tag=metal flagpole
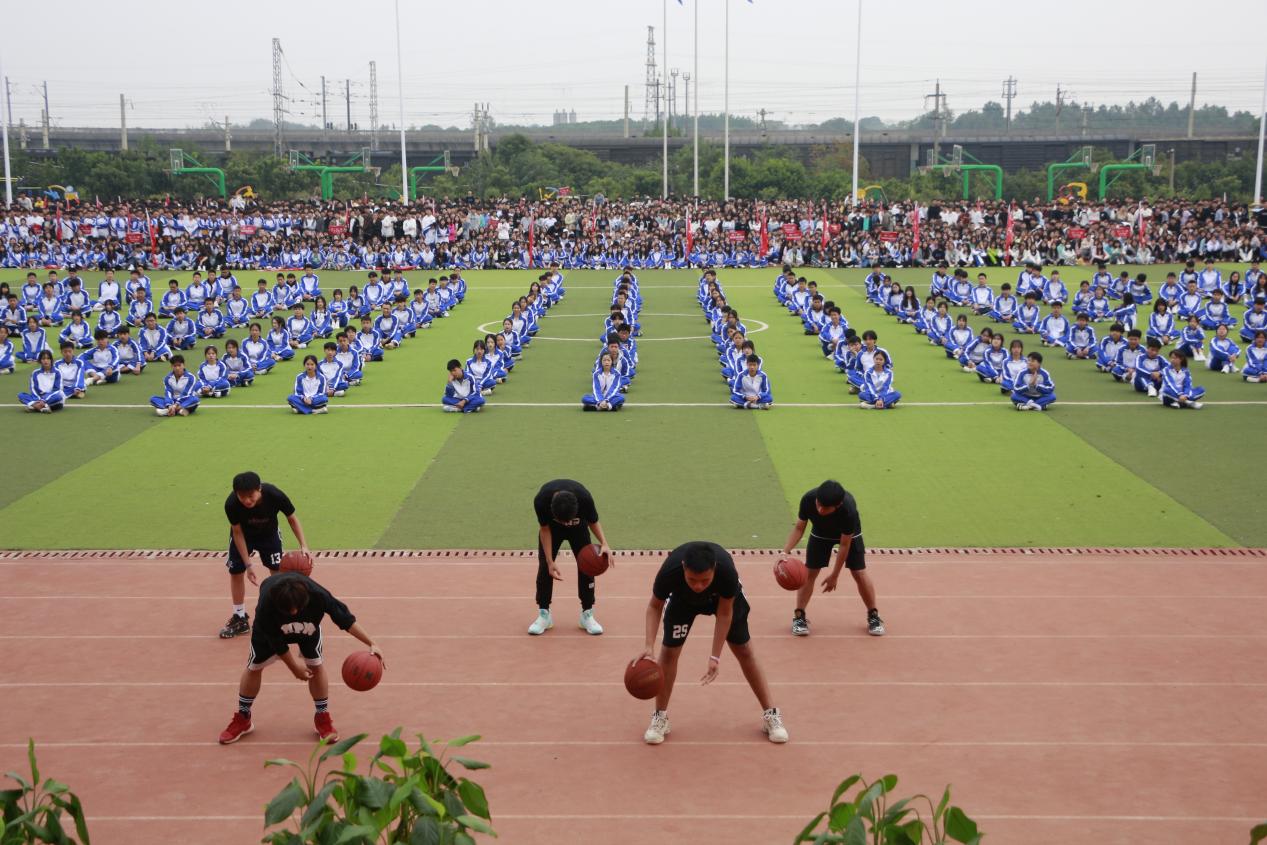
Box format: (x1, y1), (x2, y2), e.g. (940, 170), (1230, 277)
(0, 48), (11, 208)
(1255, 53), (1267, 205)
(662, 0), (669, 199)
(723, 0), (730, 201)
(395, 0), (409, 202)
(693, 0), (699, 197)
(850, 0), (862, 207)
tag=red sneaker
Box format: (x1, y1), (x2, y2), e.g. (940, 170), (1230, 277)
(219, 712), (253, 745)
(314, 712), (338, 742)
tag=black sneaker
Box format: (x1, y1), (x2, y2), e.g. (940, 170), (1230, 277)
(219, 613), (250, 639)
(791, 612), (810, 637)
(867, 610), (886, 637)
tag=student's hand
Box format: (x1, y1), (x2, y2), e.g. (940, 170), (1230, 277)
(369, 644), (386, 669)
(599, 544), (613, 565)
(635, 649), (656, 665)
(822, 572), (840, 592)
(547, 562), (563, 581)
(700, 658), (720, 685)
(245, 564), (259, 586)
(304, 396), (313, 405)
(290, 664), (313, 682)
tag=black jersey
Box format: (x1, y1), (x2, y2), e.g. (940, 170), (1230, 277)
(653, 541), (740, 609)
(250, 572), (356, 659)
(533, 479), (599, 526)
(225, 483), (295, 542)
(798, 489), (861, 540)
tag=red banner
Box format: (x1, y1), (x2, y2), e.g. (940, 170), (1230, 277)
(781, 223), (800, 237)
(327, 225), (346, 236)
(727, 231), (747, 242)
(78, 224), (93, 235)
(783, 229), (803, 241)
(1067, 227), (1087, 240)
(912, 206), (921, 253)
(759, 210), (768, 256)
(821, 207), (828, 248)
(1112, 224), (1132, 238)
(125, 232), (144, 244)
(1137, 214), (1147, 244)
(685, 208), (692, 255)
(878, 231), (898, 243)
(528, 218), (535, 267)
(1004, 203), (1015, 256)
(240, 225), (258, 235)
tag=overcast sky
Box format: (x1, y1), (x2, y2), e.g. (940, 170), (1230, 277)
(3, 0), (1265, 131)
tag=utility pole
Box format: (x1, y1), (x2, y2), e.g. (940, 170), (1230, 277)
(41, 80), (50, 149)
(119, 94), (127, 151)
(1001, 76), (1017, 134)
(321, 76), (328, 143)
(757, 108), (768, 130)
(345, 79), (351, 132)
(224, 115), (231, 152)
(623, 84), (630, 138)
(1186, 71), (1197, 139)
(670, 68), (680, 126)
(925, 79), (945, 162)
(644, 26), (657, 125)
(1081, 102), (1090, 139)
(369, 61), (379, 151)
(682, 73), (690, 136)
(271, 38), (284, 157)
(1, 57), (10, 207)
(1168, 148), (1176, 193)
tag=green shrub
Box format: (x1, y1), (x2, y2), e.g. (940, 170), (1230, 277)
(794, 773), (981, 845)
(1, 740), (90, 845)
(261, 729), (495, 845)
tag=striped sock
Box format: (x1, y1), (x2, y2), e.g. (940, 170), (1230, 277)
(314, 698), (329, 714)
(238, 695), (254, 716)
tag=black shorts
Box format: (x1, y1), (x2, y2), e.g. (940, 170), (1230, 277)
(245, 629), (324, 670)
(662, 592), (751, 648)
(805, 534), (866, 571)
(226, 530), (283, 575)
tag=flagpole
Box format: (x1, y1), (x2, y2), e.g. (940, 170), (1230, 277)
(662, 0), (669, 200)
(394, 0), (409, 203)
(1255, 53), (1267, 205)
(692, 0), (699, 198)
(850, 0), (862, 207)
(723, 0), (730, 201)
(0, 47), (11, 208)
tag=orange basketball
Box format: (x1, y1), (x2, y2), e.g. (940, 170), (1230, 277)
(624, 656), (664, 700)
(577, 544), (609, 577)
(279, 550), (313, 577)
(341, 651), (383, 692)
(773, 557), (808, 591)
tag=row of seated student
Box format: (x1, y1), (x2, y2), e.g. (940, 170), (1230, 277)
(698, 270), (773, 409)
(582, 270), (642, 411)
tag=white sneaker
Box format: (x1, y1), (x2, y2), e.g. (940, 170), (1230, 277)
(1147, 385), (1158, 397)
(527, 609), (553, 636)
(1027, 400), (1042, 411)
(155, 407), (166, 417)
(314, 406), (328, 414)
(335, 390), (346, 397)
(962, 365), (975, 372)
(1191, 401), (1204, 409)
(644, 711), (670, 745)
(1222, 365), (1232, 374)
(579, 609), (603, 635)
(859, 401), (873, 409)
(762, 708), (789, 743)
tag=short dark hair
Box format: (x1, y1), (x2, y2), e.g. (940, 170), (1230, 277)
(683, 543), (717, 573)
(1028, 351), (1044, 364)
(816, 480), (846, 508)
(272, 578), (310, 616)
(550, 490), (578, 522)
(232, 471), (262, 493)
(446, 358), (462, 371)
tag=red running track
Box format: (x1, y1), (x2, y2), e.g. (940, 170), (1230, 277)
(0, 548), (1264, 844)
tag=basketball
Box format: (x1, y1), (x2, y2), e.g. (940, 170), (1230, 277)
(624, 656), (664, 700)
(341, 651), (383, 692)
(577, 544), (610, 577)
(773, 557), (808, 590)
(279, 550), (313, 577)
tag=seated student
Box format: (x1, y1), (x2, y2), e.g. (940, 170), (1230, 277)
(0, 326), (14, 374)
(59, 310), (94, 349)
(928, 264), (950, 301)
(1127, 272), (1153, 306)
(197, 345), (232, 398)
(222, 338), (255, 388)
(95, 300), (124, 338)
(896, 286), (921, 324)
(1039, 301), (1071, 348)
(988, 282), (1017, 324)
(310, 296), (333, 339)
(1041, 271), (1068, 306)
(1065, 313), (1097, 361)
(158, 279), (186, 317)
(406, 288), (433, 332)
(18, 350), (65, 413)
(1223, 270), (1246, 305)
(1010, 351), (1057, 411)
(968, 273), (994, 316)
(1070, 280), (1093, 316)
(1243, 331), (1267, 382)
(437, 277), (459, 316)
(1096, 323), (1127, 372)
(974, 333), (1009, 383)
(1176, 281), (1204, 320)
(53, 342), (87, 398)
(583, 352), (626, 411)
(354, 316), (385, 363)
(286, 304), (315, 349)
(729, 355), (773, 410)
(1112, 329), (1145, 383)
(493, 333), (516, 373)
(329, 289), (350, 329)
(1111, 291), (1138, 331)
(500, 318), (524, 358)
(113, 326), (144, 376)
(465, 339), (498, 395)
(287, 354), (330, 415)
(1091, 262), (1113, 298)
(149, 354), (200, 417)
(138, 313), (173, 364)
(274, 273), (301, 310)
(880, 281), (904, 317)
(249, 278), (275, 317)
(373, 303), (403, 349)
(1, 294), (27, 335)
(37, 283), (64, 327)
(1086, 286), (1113, 322)
(787, 277), (812, 314)
(507, 302), (532, 345)
(241, 323), (277, 375)
(943, 314), (973, 361)
(299, 268), (321, 301)
(1013, 293), (1041, 334)
(959, 326), (994, 371)
(93, 270), (119, 313)
(819, 307), (850, 355)
(1160, 350), (1205, 409)
(167, 307), (198, 350)
(18, 316), (49, 362)
(316, 342), (348, 397)
(850, 331), (892, 388)
(79, 330), (121, 385)
(62, 278), (91, 314)
(1133, 338), (1167, 397)
(1146, 300), (1178, 346)
(386, 269), (408, 302)
(943, 269), (972, 307)
(267, 316), (296, 362)
(442, 358), (484, 413)
(1157, 272), (1183, 310)
(214, 267), (238, 302)
(422, 278), (447, 320)
(1198, 288), (1236, 331)
(480, 335), (508, 384)
(615, 323), (638, 369)
(333, 332), (364, 387)
(1241, 297), (1267, 342)
(185, 272), (212, 308)
(345, 284), (368, 320)
(391, 296), (416, 339)
(859, 351), (900, 409)
(1198, 258), (1223, 297)
(1206, 324), (1240, 374)
(224, 287), (251, 328)
(127, 288), (154, 328)
(998, 339), (1028, 394)
(1176, 315), (1206, 361)
(1109, 270), (1131, 301)
(18, 273), (41, 307)
(719, 331), (748, 380)
(597, 337), (634, 390)
(803, 295), (829, 334)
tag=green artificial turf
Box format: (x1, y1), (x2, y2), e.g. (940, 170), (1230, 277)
(1, 265), (1262, 550)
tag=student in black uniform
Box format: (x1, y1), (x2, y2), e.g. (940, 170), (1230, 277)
(637, 541), (788, 745)
(218, 571), (384, 745)
(528, 479), (613, 636)
(219, 471), (312, 639)
(780, 479), (884, 637)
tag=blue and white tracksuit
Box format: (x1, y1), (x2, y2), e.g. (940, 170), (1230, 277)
(150, 370), (200, 413)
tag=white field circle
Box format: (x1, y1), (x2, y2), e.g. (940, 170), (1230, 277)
(476, 313), (768, 342)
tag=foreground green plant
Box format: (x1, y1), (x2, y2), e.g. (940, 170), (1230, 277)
(795, 773), (981, 845)
(1, 740), (90, 845)
(262, 729), (495, 845)
(1251, 821), (1267, 844)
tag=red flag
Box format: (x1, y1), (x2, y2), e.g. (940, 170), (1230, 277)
(590, 203), (597, 235)
(685, 208), (693, 256)
(147, 210), (157, 253)
(821, 204), (828, 248)
(912, 204), (921, 254)
(1138, 204), (1147, 244)
(759, 208), (768, 256)
(95, 195), (101, 208)
(528, 218), (535, 267)
(1004, 202), (1015, 264)
(55, 208), (63, 242)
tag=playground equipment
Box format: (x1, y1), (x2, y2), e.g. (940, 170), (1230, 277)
(169, 150), (227, 198)
(234, 185), (257, 199)
(1057, 182), (1089, 203)
(855, 184), (887, 203)
(409, 152), (455, 200)
(1097, 144), (1159, 199)
(289, 149), (372, 200)
(920, 145), (1003, 200)
(1046, 146), (1096, 201)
